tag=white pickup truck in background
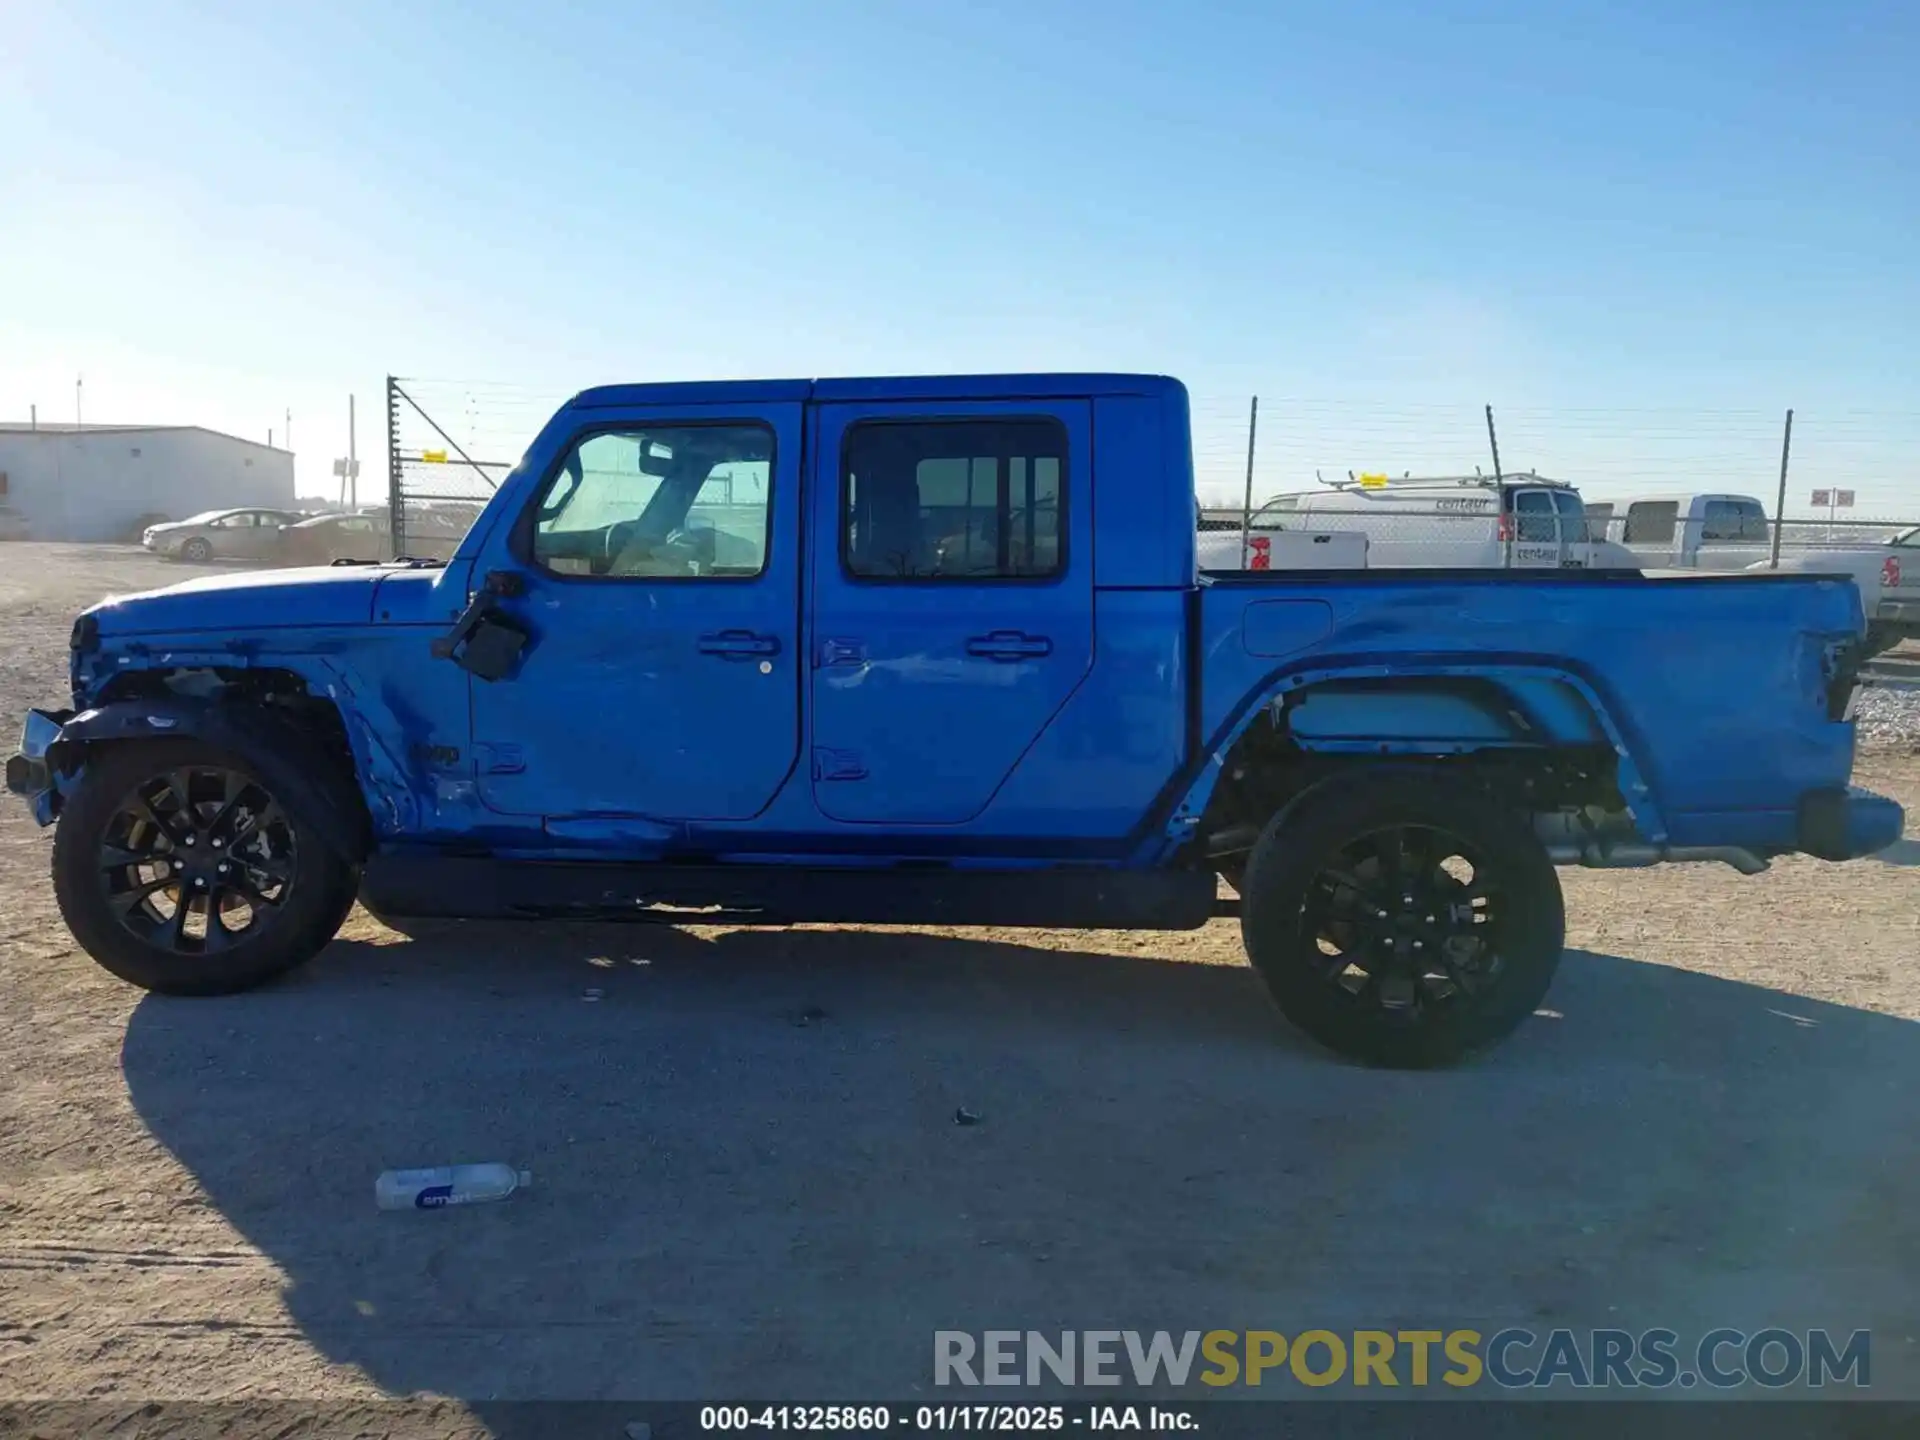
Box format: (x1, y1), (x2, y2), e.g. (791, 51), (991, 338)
(1584, 493), (1774, 569)
(1195, 525), (1368, 571)
(1584, 493), (1919, 650)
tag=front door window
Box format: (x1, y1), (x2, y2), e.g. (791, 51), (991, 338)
(532, 426), (773, 579)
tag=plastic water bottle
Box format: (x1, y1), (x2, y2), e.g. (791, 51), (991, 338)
(375, 1163), (531, 1211)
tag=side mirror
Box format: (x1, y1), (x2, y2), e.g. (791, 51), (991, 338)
(431, 570), (530, 682)
(456, 616), (530, 682)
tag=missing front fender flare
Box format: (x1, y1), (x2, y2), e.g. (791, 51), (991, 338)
(53, 700), (372, 864)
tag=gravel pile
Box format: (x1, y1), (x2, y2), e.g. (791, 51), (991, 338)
(1854, 683), (1920, 750)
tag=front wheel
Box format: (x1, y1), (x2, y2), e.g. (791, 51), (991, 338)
(179, 537), (213, 563)
(1240, 770), (1564, 1067)
(52, 740), (355, 995)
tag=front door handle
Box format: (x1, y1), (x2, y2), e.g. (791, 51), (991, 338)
(698, 629), (782, 660)
(965, 630), (1052, 661)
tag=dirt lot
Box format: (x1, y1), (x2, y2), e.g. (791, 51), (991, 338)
(0, 544), (1916, 1412)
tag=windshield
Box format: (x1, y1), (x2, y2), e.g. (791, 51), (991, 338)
(1248, 497), (1298, 528)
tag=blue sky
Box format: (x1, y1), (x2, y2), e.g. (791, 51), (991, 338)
(3, 0), (1915, 509)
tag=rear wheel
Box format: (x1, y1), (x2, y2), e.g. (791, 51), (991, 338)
(52, 740), (355, 995)
(1240, 770), (1564, 1067)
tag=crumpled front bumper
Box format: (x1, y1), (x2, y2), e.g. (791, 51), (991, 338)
(5, 708), (75, 826)
(1798, 786), (1905, 861)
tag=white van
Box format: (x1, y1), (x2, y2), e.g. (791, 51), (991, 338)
(1584, 493), (1772, 570)
(1228, 473), (1601, 569)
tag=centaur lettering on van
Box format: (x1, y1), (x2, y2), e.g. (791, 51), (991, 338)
(1235, 473), (1600, 569)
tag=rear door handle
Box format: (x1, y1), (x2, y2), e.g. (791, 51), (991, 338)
(698, 629), (782, 660)
(965, 630), (1052, 661)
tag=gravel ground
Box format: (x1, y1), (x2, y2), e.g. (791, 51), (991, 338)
(0, 545), (1915, 1421)
(1855, 681), (1920, 750)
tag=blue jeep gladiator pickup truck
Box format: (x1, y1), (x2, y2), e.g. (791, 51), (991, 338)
(5, 373), (1903, 1066)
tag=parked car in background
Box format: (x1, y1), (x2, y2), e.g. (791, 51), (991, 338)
(393, 504), (481, 562)
(143, 508), (305, 563)
(0, 505), (30, 541)
(123, 512), (173, 544)
(277, 509), (390, 565)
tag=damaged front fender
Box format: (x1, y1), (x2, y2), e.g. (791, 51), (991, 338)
(9, 697), (372, 862)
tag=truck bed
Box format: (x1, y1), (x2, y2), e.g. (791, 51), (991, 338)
(1196, 566), (1867, 853)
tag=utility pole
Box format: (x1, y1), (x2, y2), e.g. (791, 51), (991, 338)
(1769, 408), (1794, 569)
(286, 409), (293, 454)
(348, 394), (357, 507)
(76, 375), (83, 428)
(29, 404), (36, 432)
(1484, 404), (1503, 482)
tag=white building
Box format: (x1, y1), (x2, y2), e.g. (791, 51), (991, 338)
(0, 424), (296, 542)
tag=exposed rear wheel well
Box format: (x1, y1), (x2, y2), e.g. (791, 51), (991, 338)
(1199, 679), (1631, 878)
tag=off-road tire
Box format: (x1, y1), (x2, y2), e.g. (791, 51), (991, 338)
(1240, 769), (1564, 1067)
(52, 739), (355, 995)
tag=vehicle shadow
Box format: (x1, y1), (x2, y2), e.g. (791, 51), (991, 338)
(1873, 837), (1920, 866)
(120, 923), (1920, 1408)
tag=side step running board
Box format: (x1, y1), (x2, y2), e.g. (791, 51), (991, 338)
(361, 856), (1220, 931)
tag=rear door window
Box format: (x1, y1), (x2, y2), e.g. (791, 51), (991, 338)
(1513, 490), (1557, 542)
(1701, 499), (1768, 542)
(842, 418), (1066, 580)
(1625, 502), (1679, 545)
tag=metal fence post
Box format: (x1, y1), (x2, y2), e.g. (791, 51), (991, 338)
(387, 376), (405, 558)
(1769, 407), (1794, 569)
(1238, 396), (1259, 567)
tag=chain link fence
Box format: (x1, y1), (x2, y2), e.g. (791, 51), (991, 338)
(386, 376), (562, 559)
(1194, 396), (1918, 573)
(1194, 395), (1918, 524)
(383, 377), (1918, 569)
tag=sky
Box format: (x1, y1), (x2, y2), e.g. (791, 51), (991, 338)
(2, 0), (1916, 512)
